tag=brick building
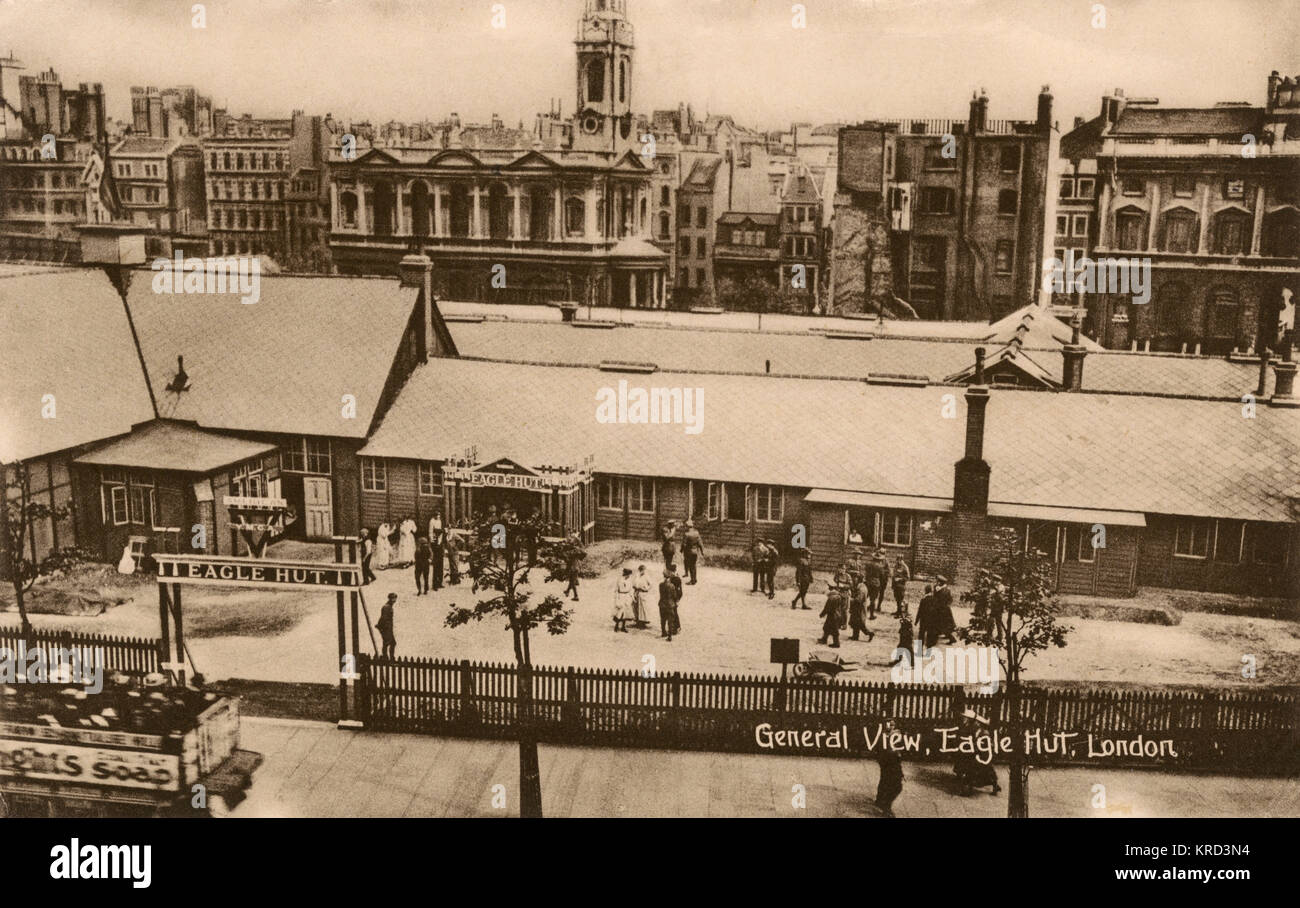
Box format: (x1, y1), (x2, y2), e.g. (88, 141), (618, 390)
(831, 88), (1057, 321)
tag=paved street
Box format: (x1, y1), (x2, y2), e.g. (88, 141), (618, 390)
(231, 718), (1300, 818)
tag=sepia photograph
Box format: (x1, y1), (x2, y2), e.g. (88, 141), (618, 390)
(0, 0), (1296, 871)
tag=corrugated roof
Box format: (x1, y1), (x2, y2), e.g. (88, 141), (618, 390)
(0, 269), (157, 463)
(444, 318), (1265, 400)
(360, 358), (1300, 523)
(125, 273), (418, 438)
(74, 420), (276, 472)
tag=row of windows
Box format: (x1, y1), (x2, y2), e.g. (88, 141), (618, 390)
(7, 197), (83, 215)
(846, 509), (914, 548)
(211, 208), (283, 231)
(3, 171), (80, 189)
(1059, 176), (1096, 201)
(1055, 213), (1090, 238)
(596, 480), (786, 523)
(677, 204), (710, 228)
(1173, 519), (1284, 565)
(211, 180), (285, 201)
(115, 162), (161, 179)
(915, 187), (1018, 216)
(360, 458), (444, 494)
(280, 438), (332, 475)
(208, 150), (287, 172)
(925, 143), (1022, 172)
(1111, 207), (1298, 256)
(912, 236), (1013, 275)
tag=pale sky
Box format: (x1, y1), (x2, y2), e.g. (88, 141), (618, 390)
(1, 0), (1296, 131)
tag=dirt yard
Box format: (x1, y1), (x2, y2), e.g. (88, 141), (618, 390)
(3, 544), (1296, 689)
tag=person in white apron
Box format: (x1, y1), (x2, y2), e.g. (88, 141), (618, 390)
(397, 517), (416, 566)
(374, 522), (393, 570)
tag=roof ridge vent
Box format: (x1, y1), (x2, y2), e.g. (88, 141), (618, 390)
(865, 372), (928, 386)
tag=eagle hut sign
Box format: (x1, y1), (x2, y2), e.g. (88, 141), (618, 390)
(153, 554), (361, 590)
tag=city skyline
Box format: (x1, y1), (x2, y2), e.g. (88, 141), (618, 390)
(0, 0), (1295, 131)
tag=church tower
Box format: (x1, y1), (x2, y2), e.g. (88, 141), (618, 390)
(573, 0), (635, 154)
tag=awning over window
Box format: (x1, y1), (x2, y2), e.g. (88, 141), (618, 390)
(805, 489), (953, 512)
(987, 502), (1147, 527)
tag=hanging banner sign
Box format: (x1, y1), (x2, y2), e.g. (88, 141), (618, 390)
(154, 555), (360, 589)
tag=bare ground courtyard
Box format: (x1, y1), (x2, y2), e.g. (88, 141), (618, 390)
(4, 543), (1297, 690)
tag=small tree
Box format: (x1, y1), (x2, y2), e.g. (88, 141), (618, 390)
(445, 511), (580, 818)
(959, 526), (1070, 818)
(2, 462), (73, 639)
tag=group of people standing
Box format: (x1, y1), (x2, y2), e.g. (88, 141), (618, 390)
(817, 549), (910, 648)
(613, 562), (683, 640)
(360, 514), (462, 593)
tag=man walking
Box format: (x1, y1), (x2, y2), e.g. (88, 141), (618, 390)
(563, 531), (582, 601)
(819, 584), (845, 648)
(681, 520), (703, 585)
(414, 534), (431, 595)
(874, 720), (904, 818)
(658, 569), (681, 641)
(360, 528), (377, 585)
(850, 575), (875, 642)
(751, 539), (768, 593)
(375, 592), (397, 659)
(865, 549), (890, 620)
(891, 556), (911, 618)
(791, 550), (813, 610)
(762, 539), (778, 599)
(428, 514), (445, 591)
(445, 529), (461, 585)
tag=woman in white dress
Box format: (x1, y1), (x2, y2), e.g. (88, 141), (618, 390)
(397, 517), (416, 566)
(374, 522), (393, 570)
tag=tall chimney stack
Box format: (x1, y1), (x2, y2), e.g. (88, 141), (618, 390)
(954, 347), (992, 512)
(1062, 314), (1087, 391)
(1269, 339), (1299, 408)
(398, 253), (434, 361)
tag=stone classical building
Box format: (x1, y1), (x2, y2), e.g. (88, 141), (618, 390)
(1063, 73), (1300, 354)
(326, 0), (667, 307)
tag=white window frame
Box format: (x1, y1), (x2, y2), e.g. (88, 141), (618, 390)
(878, 510), (913, 548)
(1072, 214), (1089, 237)
(1173, 519), (1211, 559)
(1068, 524), (1096, 563)
(754, 486), (784, 523)
(1075, 178), (1094, 199)
(1055, 215), (1069, 236)
(418, 462), (440, 496)
(626, 478), (654, 513)
(597, 477), (622, 511)
(361, 457), (386, 493)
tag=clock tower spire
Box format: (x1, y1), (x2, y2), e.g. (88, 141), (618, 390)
(573, 0), (635, 153)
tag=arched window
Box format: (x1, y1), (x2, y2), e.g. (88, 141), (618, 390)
(1161, 208), (1199, 253)
(1115, 207), (1147, 251)
(586, 59), (605, 104)
(618, 60), (627, 104)
(565, 197), (585, 236)
(639, 197), (648, 233)
(658, 211), (670, 238)
(1212, 210), (1250, 255)
(1262, 209), (1300, 257)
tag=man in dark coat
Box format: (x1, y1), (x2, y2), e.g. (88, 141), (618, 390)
(445, 529), (461, 585)
(414, 535), (431, 595)
(890, 556), (911, 618)
(375, 593), (397, 658)
(931, 577), (957, 644)
(563, 531), (582, 601)
(427, 515), (445, 590)
(791, 550), (813, 610)
(660, 522), (677, 571)
(819, 586), (844, 648)
(762, 539), (778, 599)
(751, 540), (768, 593)
(865, 550), (890, 619)
(849, 577), (875, 642)
(874, 720), (904, 817)
(915, 584), (938, 650)
(658, 570), (681, 641)
(681, 520), (703, 584)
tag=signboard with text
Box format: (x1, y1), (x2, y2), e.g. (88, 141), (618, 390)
(153, 555), (360, 590)
(0, 738), (181, 791)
